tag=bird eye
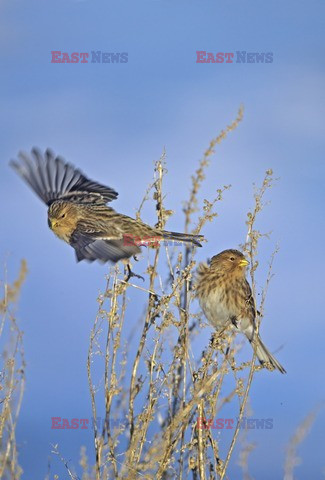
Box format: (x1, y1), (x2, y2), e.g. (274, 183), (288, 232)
(60, 213), (66, 219)
(230, 256), (235, 261)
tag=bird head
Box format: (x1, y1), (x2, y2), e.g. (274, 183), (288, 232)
(48, 202), (78, 240)
(210, 249), (249, 275)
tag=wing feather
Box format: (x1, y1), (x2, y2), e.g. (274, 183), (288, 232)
(10, 147), (118, 206)
(70, 231), (140, 263)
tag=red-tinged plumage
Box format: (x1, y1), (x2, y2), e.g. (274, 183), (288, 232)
(11, 148), (204, 264)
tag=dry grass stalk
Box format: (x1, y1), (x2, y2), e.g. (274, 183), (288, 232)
(284, 406), (322, 480)
(0, 260), (27, 480)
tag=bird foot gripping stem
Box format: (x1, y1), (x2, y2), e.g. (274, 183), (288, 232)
(125, 264), (145, 282)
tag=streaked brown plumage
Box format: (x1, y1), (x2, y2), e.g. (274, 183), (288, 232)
(196, 249), (286, 373)
(10, 148), (204, 264)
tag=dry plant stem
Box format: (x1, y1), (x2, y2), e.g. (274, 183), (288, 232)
(136, 181), (157, 221)
(118, 280), (157, 297)
(87, 343), (100, 480)
(87, 276), (111, 480)
(3, 330), (25, 478)
(220, 360), (256, 480)
(128, 312), (174, 476)
(176, 184), (231, 436)
(51, 444), (80, 480)
(237, 403), (256, 480)
(157, 336), (233, 477)
(155, 368), (222, 479)
(175, 104), (243, 471)
(127, 155), (167, 468)
(131, 333), (167, 476)
(260, 246), (279, 317)
(0, 261), (27, 480)
(182, 106), (244, 332)
(0, 260), (28, 316)
(182, 105), (243, 321)
(167, 108), (243, 474)
(284, 406), (322, 480)
(0, 358), (17, 478)
(177, 284), (191, 480)
(124, 267), (199, 476)
(220, 170), (277, 480)
(103, 272), (123, 478)
(154, 110), (243, 477)
(197, 401), (206, 480)
(185, 329), (235, 477)
(183, 105), (244, 234)
(200, 335), (237, 477)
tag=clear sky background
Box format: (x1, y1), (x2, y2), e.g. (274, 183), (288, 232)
(1, 0), (324, 478)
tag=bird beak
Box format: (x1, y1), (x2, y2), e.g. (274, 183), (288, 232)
(239, 258), (249, 267)
(48, 218), (57, 229)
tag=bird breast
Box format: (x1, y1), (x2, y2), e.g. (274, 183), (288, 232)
(199, 287), (230, 330)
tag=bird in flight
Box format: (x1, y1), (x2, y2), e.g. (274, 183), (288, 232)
(10, 148), (204, 266)
(195, 249), (286, 373)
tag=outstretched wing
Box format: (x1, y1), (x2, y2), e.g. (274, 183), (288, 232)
(70, 231), (141, 263)
(10, 147), (118, 206)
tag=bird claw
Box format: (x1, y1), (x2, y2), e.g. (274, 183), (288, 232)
(125, 264), (145, 282)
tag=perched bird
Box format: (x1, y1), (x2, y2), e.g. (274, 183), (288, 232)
(10, 148), (204, 265)
(196, 249), (286, 373)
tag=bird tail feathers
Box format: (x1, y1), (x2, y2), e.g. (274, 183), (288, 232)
(161, 231), (204, 247)
(253, 336), (286, 374)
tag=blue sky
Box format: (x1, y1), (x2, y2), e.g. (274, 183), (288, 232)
(1, 0), (324, 478)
